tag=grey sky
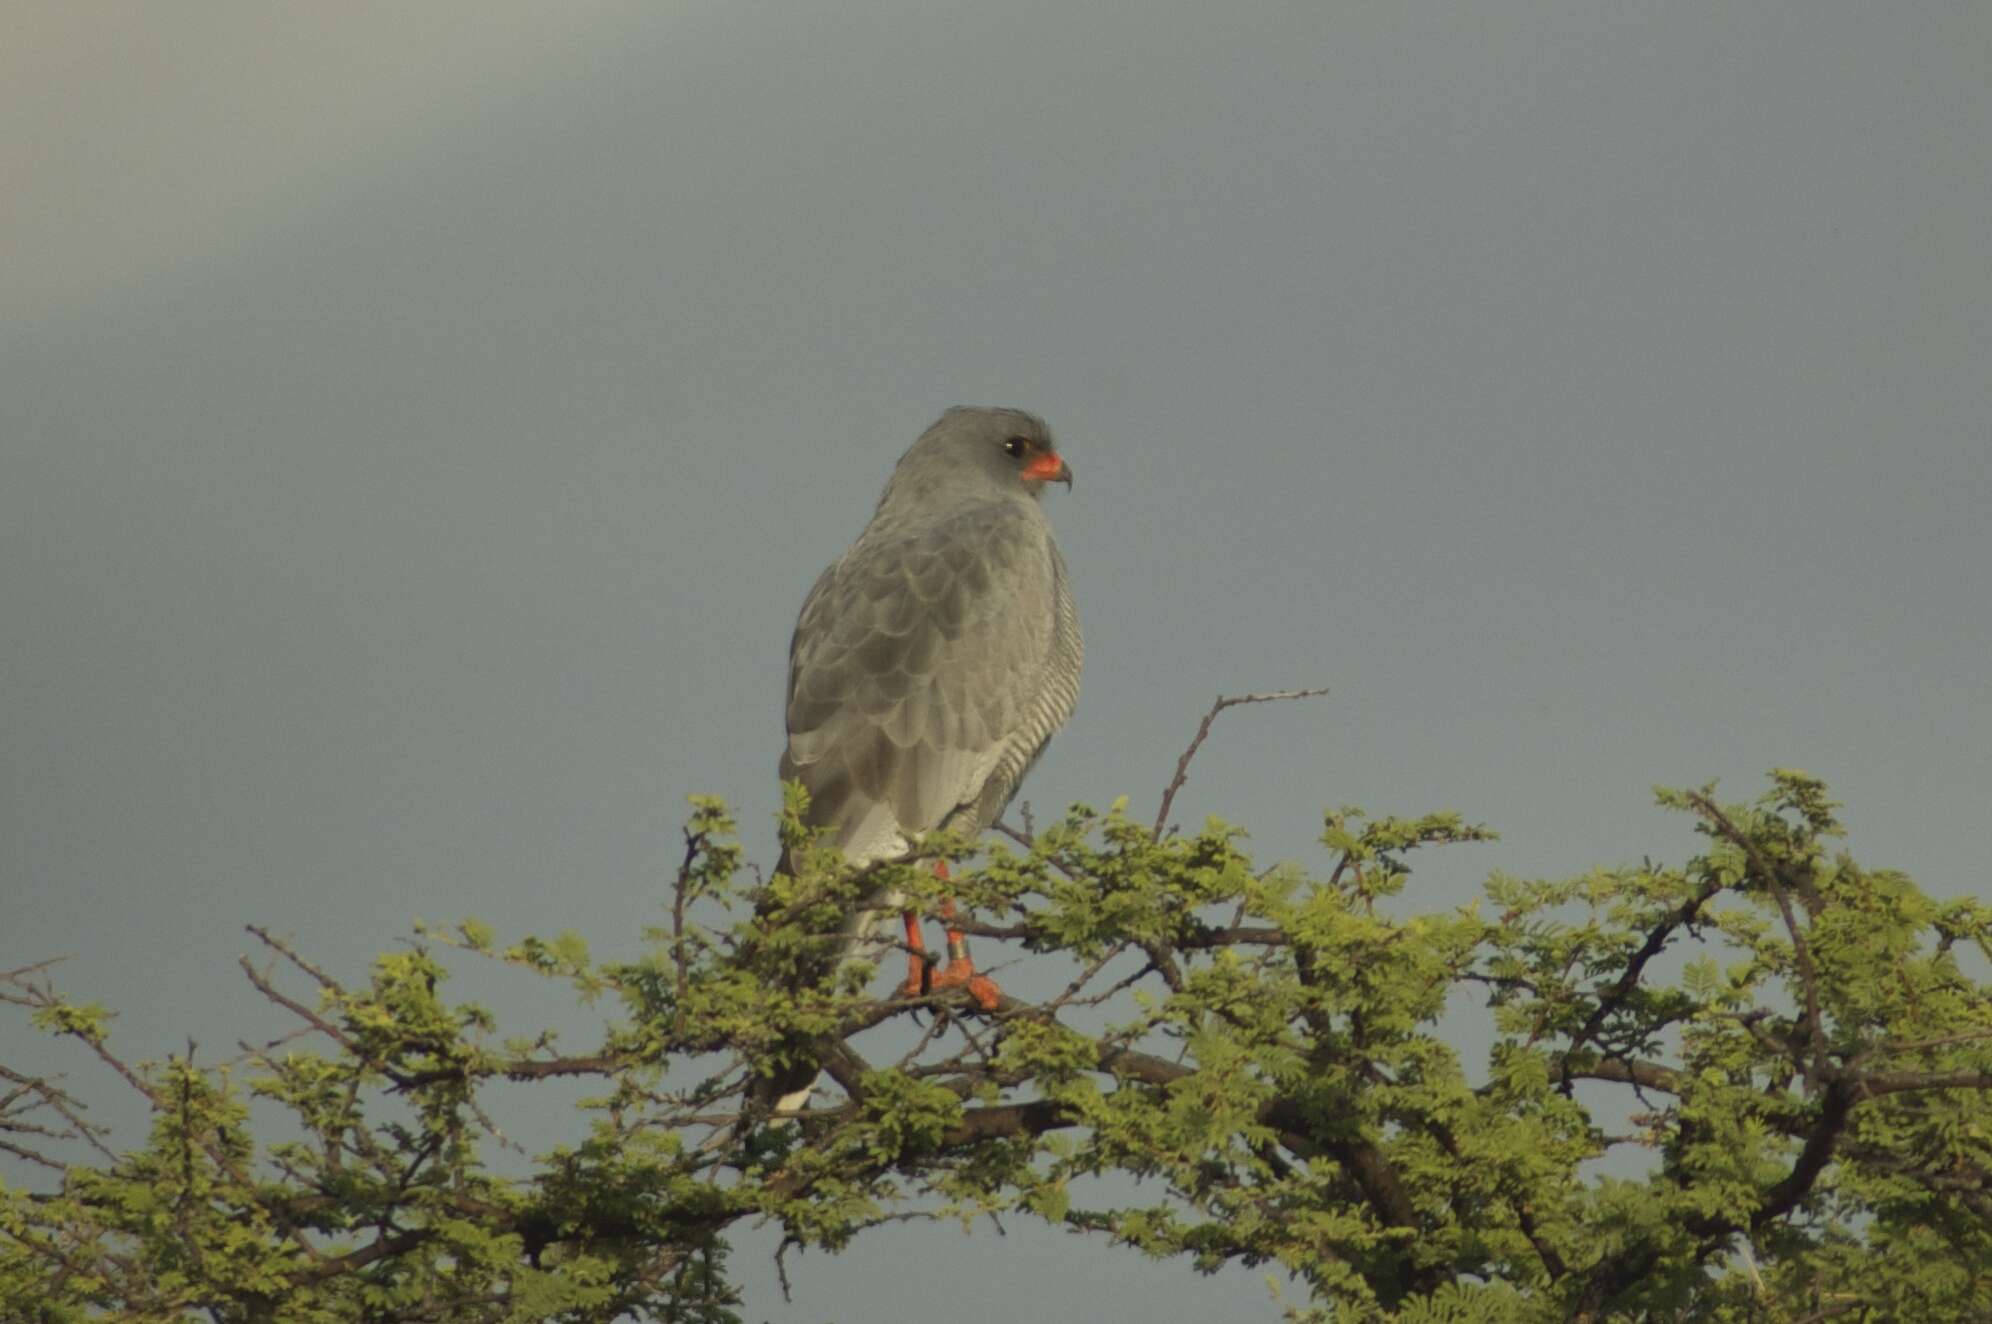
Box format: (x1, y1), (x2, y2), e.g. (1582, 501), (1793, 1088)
(4, 2), (1988, 1319)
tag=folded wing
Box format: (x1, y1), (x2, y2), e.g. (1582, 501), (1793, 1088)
(781, 503), (1070, 865)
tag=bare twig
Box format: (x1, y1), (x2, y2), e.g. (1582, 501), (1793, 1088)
(245, 925), (341, 992)
(0, 956), (75, 988)
(774, 1236), (797, 1301)
(0, 1063), (118, 1163)
(673, 826), (704, 1036)
(994, 800), (1036, 849)
(1153, 688), (1328, 840)
(1047, 940), (1130, 1008)
(238, 957), (368, 1063)
(992, 819), (1034, 851)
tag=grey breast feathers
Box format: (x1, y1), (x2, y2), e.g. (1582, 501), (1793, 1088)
(781, 503), (1081, 864)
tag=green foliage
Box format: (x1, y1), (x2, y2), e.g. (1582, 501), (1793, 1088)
(4, 772), (1989, 1322)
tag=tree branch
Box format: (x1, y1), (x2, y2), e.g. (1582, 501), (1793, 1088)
(1152, 688), (1328, 840)
(1685, 793), (1830, 1081)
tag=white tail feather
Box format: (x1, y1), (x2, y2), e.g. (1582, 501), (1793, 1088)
(772, 1076), (820, 1116)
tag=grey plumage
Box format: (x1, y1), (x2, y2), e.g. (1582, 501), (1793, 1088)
(781, 406), (1082, 873)
(762, 407), (1080, 1117)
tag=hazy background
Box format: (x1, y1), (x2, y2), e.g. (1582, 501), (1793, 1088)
(4, 2), (1988, 1319)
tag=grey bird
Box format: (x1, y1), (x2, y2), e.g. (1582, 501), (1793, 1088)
(768, 406), (1081, 1113)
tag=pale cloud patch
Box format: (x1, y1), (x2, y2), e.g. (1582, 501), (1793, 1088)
(0, 1), (659, 320)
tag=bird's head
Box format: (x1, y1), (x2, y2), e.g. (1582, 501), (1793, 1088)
(890, 406), (1073, 503)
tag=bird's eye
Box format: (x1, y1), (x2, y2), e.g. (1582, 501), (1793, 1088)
(1003, 437), (1029, 457)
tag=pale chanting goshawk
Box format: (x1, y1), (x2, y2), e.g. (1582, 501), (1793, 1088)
(770, 407), (1081, 1113)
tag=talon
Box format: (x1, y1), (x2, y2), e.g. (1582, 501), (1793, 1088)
(929, 958), (1003, 1012)
(895, 875), (1001, 1011)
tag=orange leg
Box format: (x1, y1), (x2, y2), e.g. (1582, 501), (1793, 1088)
(898, 908), (931, 996)
(895, 861), (1002, 1011)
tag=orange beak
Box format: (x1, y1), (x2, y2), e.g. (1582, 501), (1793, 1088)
(1022, 451), (1073, 489)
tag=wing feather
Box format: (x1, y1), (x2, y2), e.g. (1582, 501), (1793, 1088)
(781, 502), (1061, 862)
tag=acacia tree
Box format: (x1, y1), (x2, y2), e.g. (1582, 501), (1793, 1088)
(4, 695), (1990, 1322)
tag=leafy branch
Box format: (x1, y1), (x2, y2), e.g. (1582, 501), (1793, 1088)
(4, 742), (1989, 1322)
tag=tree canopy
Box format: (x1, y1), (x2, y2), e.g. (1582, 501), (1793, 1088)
(5, 709), (1991, 1322)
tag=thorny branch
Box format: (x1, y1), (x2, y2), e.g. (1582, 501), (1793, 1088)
(1685, 792), (1832, 1079)
(1553, 872), (1723, 1092)
(6, 739), (1989, 1323)
(1152, 687), (1329, 840)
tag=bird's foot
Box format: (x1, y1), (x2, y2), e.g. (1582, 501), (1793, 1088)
(927, 957), (1002, 1012)
(896, 959), (999, 1011)
(895, 891), (1001, 1011)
